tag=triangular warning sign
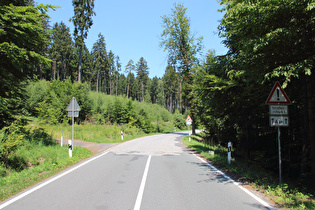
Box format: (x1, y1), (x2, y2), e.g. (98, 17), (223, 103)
(66, 97), (81, 111)
(266, 82), (291, 104)
(186, 115), (193, 123)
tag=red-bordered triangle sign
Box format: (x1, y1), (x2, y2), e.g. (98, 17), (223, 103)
(266, 82), (291, 104)
(186, 115), (193, 123)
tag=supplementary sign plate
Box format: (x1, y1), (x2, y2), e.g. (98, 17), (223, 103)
(270, 116), (289, 127)
(269, 105), (288, 115)
(68, 111), (79, 117)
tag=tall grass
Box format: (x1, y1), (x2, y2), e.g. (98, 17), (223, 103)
(0, 142), (92, 202)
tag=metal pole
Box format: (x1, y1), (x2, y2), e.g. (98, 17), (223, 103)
(72, 97), (74, 150)
(278, 126), (282, 185)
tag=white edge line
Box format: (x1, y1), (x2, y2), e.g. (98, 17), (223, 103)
(193, 154), (274, 210)
(134, 155), (152, 210)
(0, 151), (109, 209)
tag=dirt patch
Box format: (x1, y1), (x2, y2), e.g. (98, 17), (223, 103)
(56, 139), (120, 154)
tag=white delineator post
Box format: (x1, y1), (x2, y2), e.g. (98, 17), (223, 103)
(121, 131), (123, 141)
(68, 140), (72, 158)
(228, 142), (231, 164)
(61, 130), (63, 147)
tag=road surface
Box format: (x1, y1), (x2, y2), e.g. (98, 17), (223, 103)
(0, 132), (274, 209)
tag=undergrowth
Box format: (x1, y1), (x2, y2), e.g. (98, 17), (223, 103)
(0, 121), (92, 202)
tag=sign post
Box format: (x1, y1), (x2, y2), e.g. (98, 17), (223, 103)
(186, 116), (193, 141)
(266, 82), (291, 185)
(66, 97), (81, 156)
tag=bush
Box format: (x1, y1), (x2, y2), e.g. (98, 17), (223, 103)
(25, 79), (49, 116)
(29, 79), (91, 124)
(173, 110), (186, 130)
(0, 121), (25, 169)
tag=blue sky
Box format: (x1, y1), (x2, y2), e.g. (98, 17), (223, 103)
(36, 0), (228, 78)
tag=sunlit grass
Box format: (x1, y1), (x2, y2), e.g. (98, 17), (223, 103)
(0, 144), (92, 202)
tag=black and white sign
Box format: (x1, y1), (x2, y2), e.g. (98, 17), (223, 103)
(270, 116), (289, 127)
(269, 105), (288, 115)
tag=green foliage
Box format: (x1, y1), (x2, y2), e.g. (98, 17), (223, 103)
(0, 3), (53, 128)
(25, 79), (49, 116)
(87, 91), (174, 133)
(71, 0), (95, 82)
(218, 0), (314, 82)
(0, 144), (91, 201)
(26, 83), (177, 134)
(0, 121), (25, 169)
(31, 79), (91, 124)
(173, 110), (185, 130)
(49, 22), (73, 80)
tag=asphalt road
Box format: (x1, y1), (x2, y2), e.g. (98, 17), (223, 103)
(0, 132), (274, 210)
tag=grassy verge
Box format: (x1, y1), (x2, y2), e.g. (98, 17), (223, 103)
(182, 133), (315, 210)
(35, 121), (165, 143)
(0, 143), (92, 202)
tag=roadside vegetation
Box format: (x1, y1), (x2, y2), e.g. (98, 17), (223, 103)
(183, 133), (315, 209)
(0, 120), (92, 201)
(0, 79), (186, 202)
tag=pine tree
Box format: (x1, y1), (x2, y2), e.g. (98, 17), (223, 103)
(136, 57), (149, 102)
(71, 0), (95, 82)
(91, 33), (107, 92)
(50, 22), (73, 80)
(125, 59), (135, 98)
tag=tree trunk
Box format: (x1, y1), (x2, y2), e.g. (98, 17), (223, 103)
(53, 61), (56, 80)
(141, 81), (144, 102)
(78, 45), (82, 82)
(169, 93), (173, 114)
(116, 74), (118, 96)
(96, 73), (99, 92)
(40, 63), (42, 80)
(307, 72), (315, 187)
(191, 112), (196, 135)
(127, 72), (130, 98)
(300, 75), (309, 177)
(179, 81), (182, 114)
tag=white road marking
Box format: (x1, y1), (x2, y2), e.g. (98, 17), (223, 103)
(193, 154), (274, 210)
(0, 151), (109, 209)
(134, 155), (152, 210)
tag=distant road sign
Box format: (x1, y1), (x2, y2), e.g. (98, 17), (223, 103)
(186, 115), (192, 125)
(266, 82), (291, 104)
(67, 97), (81, 112)
(269, 105), (288, 115)
(270, 116), (289, 127)
(186, 115), (192, 122)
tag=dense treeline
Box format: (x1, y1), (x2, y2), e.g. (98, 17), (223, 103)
(193, 0), (315, 189)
